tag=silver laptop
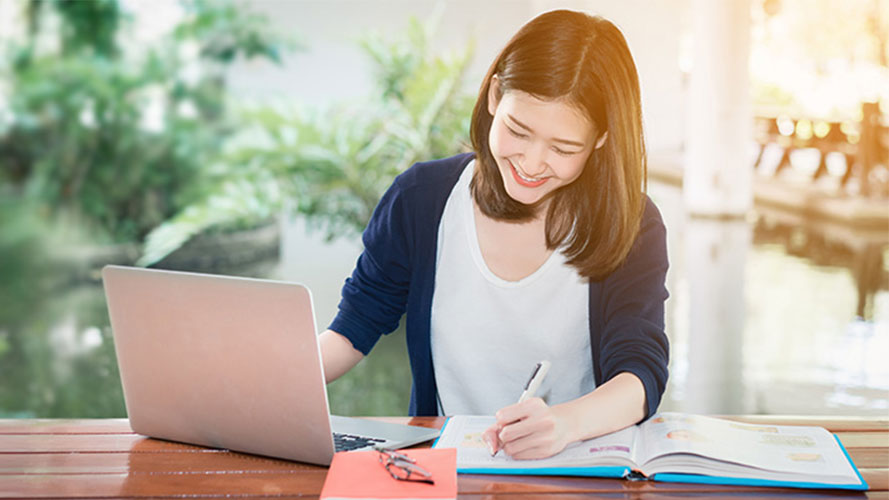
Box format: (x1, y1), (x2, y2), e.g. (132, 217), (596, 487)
(102, 265), (439, 465)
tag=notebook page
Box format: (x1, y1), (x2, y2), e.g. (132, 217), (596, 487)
(638, 413), (859, 480)
(434, 415), (637, 469)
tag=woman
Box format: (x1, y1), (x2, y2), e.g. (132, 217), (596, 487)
(319, 9), (669, 460)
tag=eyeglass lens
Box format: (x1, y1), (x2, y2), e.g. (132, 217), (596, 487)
(377, 449), (435, 485)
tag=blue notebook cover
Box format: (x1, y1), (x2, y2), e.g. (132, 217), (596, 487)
(436, 418), (869, 491)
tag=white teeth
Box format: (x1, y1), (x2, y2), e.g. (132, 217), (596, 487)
(511, 161), (542, 182)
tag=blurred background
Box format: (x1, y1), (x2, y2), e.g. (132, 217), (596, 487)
(0, 0), (886, 419)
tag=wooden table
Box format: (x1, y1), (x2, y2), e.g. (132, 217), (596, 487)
(1, 415), (886, 498)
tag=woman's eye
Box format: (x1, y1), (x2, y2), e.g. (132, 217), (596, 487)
(506, 126), (528, 139)
(553, 147), (574, 156)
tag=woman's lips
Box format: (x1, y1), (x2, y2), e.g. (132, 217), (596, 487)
(509, 160), (548, 187)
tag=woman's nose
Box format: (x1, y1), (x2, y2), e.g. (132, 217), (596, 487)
(521, 141), (550, 176)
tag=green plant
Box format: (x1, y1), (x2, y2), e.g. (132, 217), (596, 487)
(138, 15), (475, 267)
(0, 0), (291, 244)
(0, 195), (58, 333)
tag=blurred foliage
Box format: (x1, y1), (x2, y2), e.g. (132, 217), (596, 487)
(174, 0), (285, 64)
(0, 0), (290, 418)
(0, 0), (291, 244)
(52, 0), (122, 57)
(0, 285), (127, 418)
(327, 323), (412, 416)
(139, 15), (475, 266)
(0, 192), (123, 417)
(0, 196), (57, 338)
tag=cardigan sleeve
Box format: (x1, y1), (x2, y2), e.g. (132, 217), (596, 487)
(597, 198), (670, 419)
(328, 176), (412, 355)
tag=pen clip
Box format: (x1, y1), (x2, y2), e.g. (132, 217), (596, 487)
(518, 360), (550, 403)
(524, 363), (543, 390)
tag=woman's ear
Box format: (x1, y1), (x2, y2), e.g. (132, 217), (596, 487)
(595, 131), (608, 150)
(487, 75), (501, 116)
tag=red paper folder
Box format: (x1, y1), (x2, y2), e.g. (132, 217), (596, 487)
(320, 448), (457, 500)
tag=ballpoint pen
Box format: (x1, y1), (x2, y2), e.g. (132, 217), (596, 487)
(489, 360), (551, 456)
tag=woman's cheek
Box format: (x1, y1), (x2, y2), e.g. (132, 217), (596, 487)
(490, 125), (520, 157)
(563, 157), (587, 182)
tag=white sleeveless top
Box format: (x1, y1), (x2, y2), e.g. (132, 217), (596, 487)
(430, 161), (594, 416)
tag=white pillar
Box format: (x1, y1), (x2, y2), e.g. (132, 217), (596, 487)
(682, 218), (751, 414)
(684, 0), (752, 216)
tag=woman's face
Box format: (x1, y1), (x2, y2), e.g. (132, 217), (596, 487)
(487, 80), (599, 209)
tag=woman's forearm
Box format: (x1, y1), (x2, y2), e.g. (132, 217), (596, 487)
(318, 330), (365, 383)
(553, 371), (647, 444)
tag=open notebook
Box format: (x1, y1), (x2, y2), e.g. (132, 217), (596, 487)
(432, 412), (867, 491)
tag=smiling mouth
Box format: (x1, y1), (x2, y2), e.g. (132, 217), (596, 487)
(508, 160), (548, 187)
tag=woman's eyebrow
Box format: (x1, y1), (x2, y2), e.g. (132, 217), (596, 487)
(507, 114), (586, 148)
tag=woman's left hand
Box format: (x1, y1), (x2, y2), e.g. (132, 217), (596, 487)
(481, 397), (573, 460)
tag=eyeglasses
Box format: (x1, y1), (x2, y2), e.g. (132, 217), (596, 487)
(374, 447), (435, 485)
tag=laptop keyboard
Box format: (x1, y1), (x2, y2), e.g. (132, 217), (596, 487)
(333, 432), (387, 452)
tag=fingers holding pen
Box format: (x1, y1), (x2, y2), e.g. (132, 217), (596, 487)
(481, 423), (501, 455)
(482, 360), (554, 458)
(496, 397), (546, 440)
(486, 397), (572, 460)
(481, 398), (540, 456)
(481, 398), (545, 456)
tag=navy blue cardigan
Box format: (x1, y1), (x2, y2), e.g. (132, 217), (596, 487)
(329, 153), (670, 417)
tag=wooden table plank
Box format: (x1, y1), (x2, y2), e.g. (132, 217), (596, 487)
(838, 432), (889, 449)
(0, 451), (320, 474)
(720, 415), (889, 432)
(4, 437), (882, 468)
(3, 416), (884, 434)
(0, 417), (444, 435)
(454, 473), (870, 495)
(2, 454), (878, 497)
(0, 434), (214, 453)
(1, 472), (328, 498)
(848, 448), (889, 469)
(5, 451), (880, 490)
(517, 494), (884, 499)
(0, 416), (884, 499)
(0, 471), (873, 499)
(861, 469), (889, 491)
(0, 419), (132, 434)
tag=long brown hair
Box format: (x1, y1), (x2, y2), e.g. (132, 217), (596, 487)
(470, 10), (647, 281)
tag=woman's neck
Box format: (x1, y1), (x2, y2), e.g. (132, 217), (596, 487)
(472, 200), (553, 282)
